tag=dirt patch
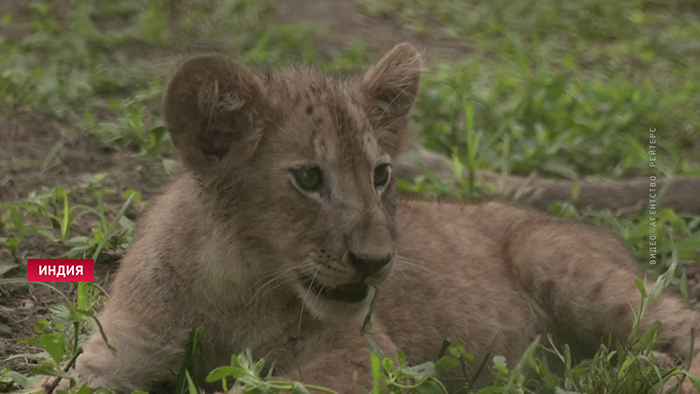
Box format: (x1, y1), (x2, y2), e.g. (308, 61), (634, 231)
(272, 0), (469, 61)
(0, 263), (116, 374)
(0, 117), (164, 204)
(0, 0), (34, 39)
(0, 0), (73, 40)
(0, 280), (70, 373)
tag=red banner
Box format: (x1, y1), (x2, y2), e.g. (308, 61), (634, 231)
(27, 259), (95, 282)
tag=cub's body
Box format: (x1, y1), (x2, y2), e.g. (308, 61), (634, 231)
(47, 44), (700, 393)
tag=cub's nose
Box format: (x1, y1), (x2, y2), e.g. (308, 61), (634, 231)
(347, 251), (392, 278)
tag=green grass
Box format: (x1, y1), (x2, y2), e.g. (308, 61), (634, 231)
(1, 0), (699, 392)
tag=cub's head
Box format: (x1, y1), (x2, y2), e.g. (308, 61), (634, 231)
(163, 43), (422, 319)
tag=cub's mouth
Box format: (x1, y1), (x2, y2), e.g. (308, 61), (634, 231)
(300, 275), (369, 304)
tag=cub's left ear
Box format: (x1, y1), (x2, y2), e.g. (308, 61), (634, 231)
(162, 54), (267, 177)
(357, 43), (424, 156)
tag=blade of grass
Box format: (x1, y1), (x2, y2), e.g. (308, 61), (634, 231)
(40, 141), (63, 176)
(77, 192), (135, 312)
(464, 97), (481, 196)
(0, 278), (72, 305)
(61, 190), (70, 240)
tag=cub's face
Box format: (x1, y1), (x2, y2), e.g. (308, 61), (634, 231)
(163, 44), (422, 318)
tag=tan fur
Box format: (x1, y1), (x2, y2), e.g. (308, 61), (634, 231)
(62, 44), (700, 394)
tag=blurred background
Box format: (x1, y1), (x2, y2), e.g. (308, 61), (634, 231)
(0, 0), (699, 391)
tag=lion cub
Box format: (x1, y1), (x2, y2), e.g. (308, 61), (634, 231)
(62, 43), (700, 393)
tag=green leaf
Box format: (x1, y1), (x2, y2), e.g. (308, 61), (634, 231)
(402, 362), (437, 378)
(617, 356), (635, 376)
(5, 352), (51, 362)
(685, 372), (700, 392)
(492, 355), (507, 367)
(650, 249), (678, 300)
(162, 159), (179, 175)
(92, 191), (135, 262)
(253, 359), (265, 375)
(4, 237), (19, 258)
(79, 384), (97, 394)
(2, 370), (28, 387)
(292, 382), (311, 394)
(635, 278), (648, 299)
(60, 188), (71, 240)
(680, 270), (689, 302)
(40, 140), (63, 176)
(34, 319), (50, 334)
(397, 349), (407, 367)
(370, 351), (381, 394)
(27, 362), (73, 379)
(265, 359), (276, 379)
(434, 356), (460, 374)
(414, 380), (446, 394)
(185, 371), (198, 394)
(541, 160), (579, 180)
(571, 183), (581, 200)
(0, 260), (19, 276)
(382, 357), (394, 373)
(205, 366), (246, 382)
(39, 333), (65, 365)
(365, 336), (386, 361)
(9, 207), (26, 240)
(554, 388), (584, 394)
(676, 233), (700, 259)
(238, 353), (249, 370)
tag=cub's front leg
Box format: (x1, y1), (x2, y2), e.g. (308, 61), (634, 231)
(74, 306), (188, 392)
(505, 214), (700, 391)
(28, 306), (187, 393)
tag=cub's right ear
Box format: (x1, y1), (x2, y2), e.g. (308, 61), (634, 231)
(163, 54), (267, 175)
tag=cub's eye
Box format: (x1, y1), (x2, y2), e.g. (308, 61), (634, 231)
(373, 164), (391, 188)
(294, 166), (323, 191)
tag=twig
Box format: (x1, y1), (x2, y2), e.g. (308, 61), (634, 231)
(44, 347), (83, 394)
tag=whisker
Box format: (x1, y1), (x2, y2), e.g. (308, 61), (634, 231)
(314, 283), (328, 302)
(262, 260), (316, 286)
(299, 266), (320, 330)
(249, 264), (303, 289)
(244, 276), (301, 311)
(243, 261), (314, 309)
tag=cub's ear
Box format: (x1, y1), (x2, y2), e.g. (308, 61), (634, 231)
(163, 54), (266, 175)
(357, 43), (423, 156)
